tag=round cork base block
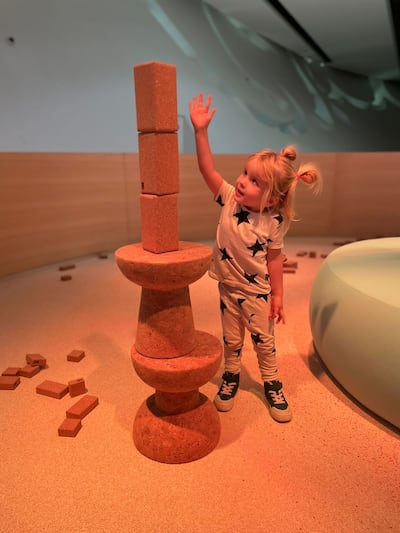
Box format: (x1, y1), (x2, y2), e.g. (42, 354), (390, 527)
(131, 331), (222, 392)
(115, 241), (212, 290)
(133, 393), (221, 464)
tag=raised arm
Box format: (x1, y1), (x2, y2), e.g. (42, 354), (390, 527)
(189, 93), (223, 196)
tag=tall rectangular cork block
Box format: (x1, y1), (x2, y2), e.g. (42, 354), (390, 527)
(140, 194), (179, 253)
(134, 62), (178, 133)
(138, 133), (179, 195)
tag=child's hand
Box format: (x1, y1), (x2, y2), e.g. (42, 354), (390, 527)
(189, 93), (216, 131)
(269, 296), (286, 324)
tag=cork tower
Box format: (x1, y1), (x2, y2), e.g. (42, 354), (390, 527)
(115, 62), (222, 463)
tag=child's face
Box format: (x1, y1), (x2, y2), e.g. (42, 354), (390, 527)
(234, 158), (272, 212)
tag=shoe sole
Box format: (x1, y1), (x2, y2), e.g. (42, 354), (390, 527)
(214, 396), (234, 412)
(269, 405), (292, 423)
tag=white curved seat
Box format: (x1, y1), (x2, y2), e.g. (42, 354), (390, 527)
(309, 238), (400, 429)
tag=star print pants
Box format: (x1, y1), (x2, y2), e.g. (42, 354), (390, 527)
(219, 282), (279, 381)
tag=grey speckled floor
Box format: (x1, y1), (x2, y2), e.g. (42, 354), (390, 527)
(0, 238), (399, 533)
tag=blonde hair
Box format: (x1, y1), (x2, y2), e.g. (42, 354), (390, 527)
(248, 145), (321, 232)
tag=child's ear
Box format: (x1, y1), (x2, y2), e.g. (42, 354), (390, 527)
(268, 195), (279, 207)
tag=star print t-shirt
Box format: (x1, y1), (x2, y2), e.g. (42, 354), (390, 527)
(209, 180), (284, 295)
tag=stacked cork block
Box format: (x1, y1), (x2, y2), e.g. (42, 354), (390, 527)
(115, 62), (222, 463)
(134, 62), (179, 253)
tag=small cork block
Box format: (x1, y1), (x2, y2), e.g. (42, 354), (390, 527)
(60, 275), (72, 281)
(18, 365), (41, 378)
(67, 350), (85, 362)
(296, 251), (308, 257)
(2, 367), (21, 376)
(283, 268), (297, 274)
(309, 251), (317, 258)
(58, 418), (82, 437)
(68, 378), (87, 397)
(283, 259), (298, 269)
(0, 376), (20, 390)
(140, 194), (179, 253)
(66, 395), (99, 419)
(133, 62), (178, 133)
(26, 353), (47, 368)
(138, 133), (179, 195)
(58, 264), (76, 271)
(36, 380), (69, 399)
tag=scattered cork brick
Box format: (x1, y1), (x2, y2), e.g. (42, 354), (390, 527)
(66, 395), (99, 419)
(68, 378), (87, 398)
(320, 253), (328, 259)
(26, 353), (47, 368)
(67, 350), (85, 362)
(18, 365), (41, 378)
(58, 264), (76, 271)
(58, 417), (82, 437)
(60, 275), (72, 281)
(98, 252), (108, 259)
(2, 367), (21, 376)
(284, 260), (298, 269)
(308, 251), (317, 258)
(283, 269), (297, 274)
(296, 251), (308, 257)
(0, 376), (20, 390)
(36, 380), (69, 399)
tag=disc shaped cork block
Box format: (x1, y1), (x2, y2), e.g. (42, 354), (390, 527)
(138, 133), (179, 195)
(140, 193), (179, 253)
(132, 330), (222, 391)
(115, 241), (212, 290)
(134, 62), (178, 133)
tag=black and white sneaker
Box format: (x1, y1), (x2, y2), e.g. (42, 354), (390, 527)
(264, 380), (292, 422)
(214, 372), (240, 412)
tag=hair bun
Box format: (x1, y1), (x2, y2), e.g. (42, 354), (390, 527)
(280, 145), (297, 161)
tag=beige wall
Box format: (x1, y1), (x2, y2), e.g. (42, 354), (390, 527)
(1, 152), (399, 277)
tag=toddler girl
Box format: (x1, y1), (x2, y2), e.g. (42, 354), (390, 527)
(189, 93), (321, 422)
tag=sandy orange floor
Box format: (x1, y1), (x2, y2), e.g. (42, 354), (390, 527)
(0, 238), (399, 533)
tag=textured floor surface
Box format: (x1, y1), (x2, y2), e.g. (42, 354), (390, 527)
(0, 237), (399, 533)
